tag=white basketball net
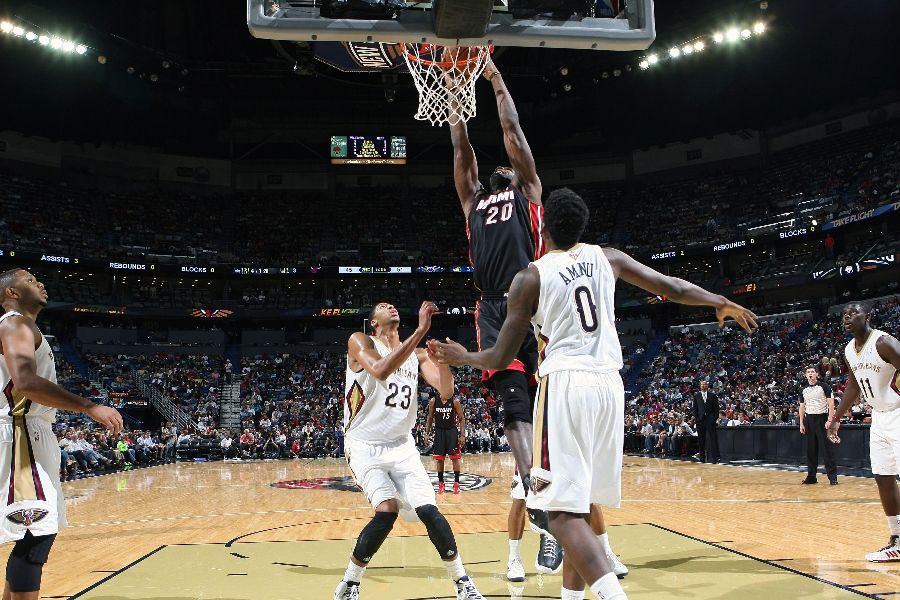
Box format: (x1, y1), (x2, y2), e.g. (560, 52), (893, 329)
(402, 44), (493, 127)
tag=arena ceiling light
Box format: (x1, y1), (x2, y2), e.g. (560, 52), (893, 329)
(637, 19), (767, 73)
(0, 19), (90, 55)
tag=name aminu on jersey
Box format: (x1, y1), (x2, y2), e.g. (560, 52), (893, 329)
(475, 190), (515, 211)
(558, 261), (594, 286)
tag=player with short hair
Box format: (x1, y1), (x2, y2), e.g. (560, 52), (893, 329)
(334, 301), (485, 600)
(0, 268), (123, 600)
(448, 54), (567, 575)
(434, 188), (757, 599)
(426, 393), (466, 494)
(828, 302), (900, 562)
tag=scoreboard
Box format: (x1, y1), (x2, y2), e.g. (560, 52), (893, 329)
(331, 135), (407, 164)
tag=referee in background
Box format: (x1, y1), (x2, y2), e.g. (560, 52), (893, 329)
(799, 365), (838, 485)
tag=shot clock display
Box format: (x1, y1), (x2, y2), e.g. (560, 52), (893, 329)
(330, 135), (407, 164)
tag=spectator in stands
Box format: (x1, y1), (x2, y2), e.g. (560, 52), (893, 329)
(117, 436), (136, 466)
(239, 429), (255, 456)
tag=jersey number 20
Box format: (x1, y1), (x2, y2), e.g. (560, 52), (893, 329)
(574, 286), (599, 333)
(385, 383), (412, 409)
(485, 202), (513, 225)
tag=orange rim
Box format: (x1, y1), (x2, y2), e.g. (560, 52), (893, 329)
(405, 43), (494, 70)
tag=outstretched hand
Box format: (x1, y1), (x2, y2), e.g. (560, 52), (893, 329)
(717, 300), (759, 333)
(86, 404), (124, 435)
(417, 301), (439, 334)
(432, 338), (470, 366)
(425, 339), (440, 363)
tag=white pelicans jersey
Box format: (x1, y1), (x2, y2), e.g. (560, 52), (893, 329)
(530, 243), (622, 377)
(344, 336), (420, 444)
(0, 311), (57, 422)
(844, 329), (900, 412)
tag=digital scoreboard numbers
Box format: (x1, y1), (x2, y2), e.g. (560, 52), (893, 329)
(330, 136), (406, 164)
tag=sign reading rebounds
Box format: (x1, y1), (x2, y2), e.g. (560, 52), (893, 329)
(271, 472), (492, 493)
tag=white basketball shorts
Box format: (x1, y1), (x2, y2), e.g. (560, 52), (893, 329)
(345, 435), (436, 522)
(0, 417), (67, 544)
(526, 370), (624, 515)
(870, 407), (900, 476)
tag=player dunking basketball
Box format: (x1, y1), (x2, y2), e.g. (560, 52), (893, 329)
(0, 269), (123, 600)
(828, 302), (900, 562)
(333, 301), (485, 600)
(435, 188), (757, 600)
(449, 55), (573, 576)
(426, 393), (466, 494)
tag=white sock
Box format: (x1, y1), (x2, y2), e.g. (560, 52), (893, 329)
(589, 572), (627, 600)
(343, 561), (366, 583)
(446, 555), (467, 582)
(509, 539), (521, 561)
(561, 587), (586, 600)
(597, 532), (612, 554)
(888, 515), (900, 537)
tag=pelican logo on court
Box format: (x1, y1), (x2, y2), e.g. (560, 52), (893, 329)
(425, 472), (491, 492)
(270, 476), (361, 492)
(7, 509), (48, 526)
(271, 472), (492, 493)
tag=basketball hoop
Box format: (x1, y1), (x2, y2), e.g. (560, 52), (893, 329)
(403, 43), (494, 127)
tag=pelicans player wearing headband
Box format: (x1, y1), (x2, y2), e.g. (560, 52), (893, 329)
(828, 302), (900, 562)
(334, 301), (485, 600)
(0, 269), (122, 600)
(434, 189), (757, 600)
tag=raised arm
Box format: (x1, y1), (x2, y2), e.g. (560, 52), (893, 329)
(447, 76), (480, 218)
(433, 265), (540, 370)
(418, 343), (455, 400)
(483, 58), (542, 204)
(348, 301), (437, 381)
(603, 247), (758, 333)
(0, 317), (122, 432)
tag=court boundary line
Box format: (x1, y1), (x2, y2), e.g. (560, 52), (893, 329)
(68, 545), (167, 599)
(647, 523), (879, 599)
(64, 530), (544, 598)
(64, 524), (889, 599)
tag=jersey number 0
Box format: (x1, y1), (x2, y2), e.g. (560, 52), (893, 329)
(574, 286), (599, 333)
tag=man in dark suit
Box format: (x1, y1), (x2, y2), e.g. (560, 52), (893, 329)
(692, 380), (721, 463)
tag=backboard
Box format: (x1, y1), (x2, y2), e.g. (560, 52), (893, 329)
(247, 0), (655, 51)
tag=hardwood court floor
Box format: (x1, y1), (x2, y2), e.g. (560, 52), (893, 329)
(3, 454), (897, 599)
